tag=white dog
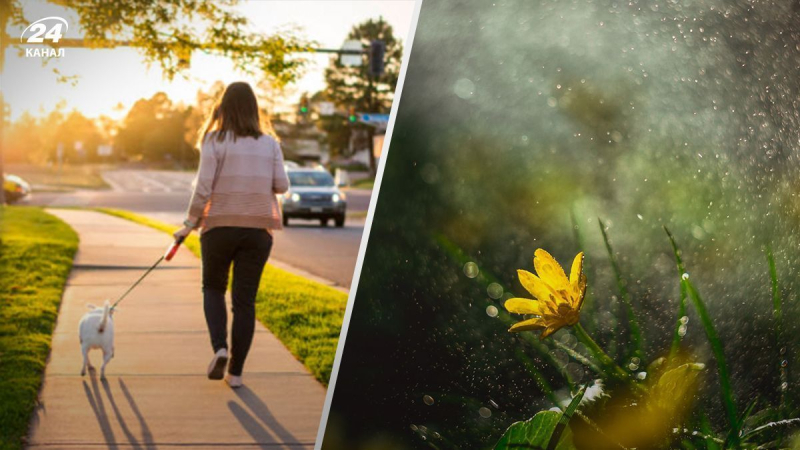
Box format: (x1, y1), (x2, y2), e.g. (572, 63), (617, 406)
(79, 300), (115, 378)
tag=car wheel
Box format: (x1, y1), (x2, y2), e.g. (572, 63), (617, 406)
(283, 215), (289, 227)
(320, 218), (328, 227)
(335, 215), (345, 228)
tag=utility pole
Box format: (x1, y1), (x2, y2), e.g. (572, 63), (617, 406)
(366, 73), (376, 177)
(0, 12), (11, 206)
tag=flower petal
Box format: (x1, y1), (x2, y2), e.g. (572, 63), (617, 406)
(505, 298), (545, 315)
(508, 317), (546, 333)
(540, 325), (561, 339)
(575, 273), (587, 310)
(534, 249), (570, 291)
(517, 269), (559, 304)
(569, 252), (584, 287)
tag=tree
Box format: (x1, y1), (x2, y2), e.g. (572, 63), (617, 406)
(0, 0), (311, 203)
(324, 17), (402, 113)
(322, 17), (403, 173)
(116, 92), (192, 164)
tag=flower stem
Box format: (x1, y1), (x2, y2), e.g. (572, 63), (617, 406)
(574, 322), (629, 381)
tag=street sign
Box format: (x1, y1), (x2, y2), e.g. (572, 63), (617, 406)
(318, 101), (335, 116)
(358, 113), (390, 126)
(340, 40), (362, 66)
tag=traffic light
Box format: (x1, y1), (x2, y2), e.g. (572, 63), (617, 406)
(348, 106), (357, 123)
(369, 40), (385, 77)
(299, 96), (309, 115)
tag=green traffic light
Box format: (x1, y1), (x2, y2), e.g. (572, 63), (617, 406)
(300, 106), (308, 114)
(349, 115), (356, 123)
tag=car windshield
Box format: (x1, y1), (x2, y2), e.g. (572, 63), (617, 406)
(288, 171), (334, 187)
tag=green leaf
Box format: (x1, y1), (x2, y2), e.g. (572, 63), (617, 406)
(495, 411), (576, 450)
(598, 219), (644, 362)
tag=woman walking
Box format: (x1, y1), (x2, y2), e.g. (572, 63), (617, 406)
(174, 82), (289, 388)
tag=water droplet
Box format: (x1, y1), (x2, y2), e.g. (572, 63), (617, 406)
(560, 332), (577, 349)
(453, 78), (475, 99)
(479, 406), (492, 418)
(423, 395), (434, 406)
(681, 273), (690, 280)
(552, 349), (569, 366)
(463, 262), (479, 278)
(485, 305), (498, 318)
(565, 362), (584, 382)
(487, 283), (503, 299)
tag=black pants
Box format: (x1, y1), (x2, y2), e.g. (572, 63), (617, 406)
(200, 227), (272, 376)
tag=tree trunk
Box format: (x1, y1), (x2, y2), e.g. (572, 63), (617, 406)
(0, 14), (8, 206)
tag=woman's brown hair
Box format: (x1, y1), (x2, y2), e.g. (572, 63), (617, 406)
(198, 82), (275, 147)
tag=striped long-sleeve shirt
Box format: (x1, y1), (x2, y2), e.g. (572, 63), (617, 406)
(187, 132), (290, 233)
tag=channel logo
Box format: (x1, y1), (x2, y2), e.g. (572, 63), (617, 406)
(20, 16), (68, 58)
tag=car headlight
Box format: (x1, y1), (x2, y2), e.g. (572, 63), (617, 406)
(332, 194), (340, 203)
(291, 193), (301, 202)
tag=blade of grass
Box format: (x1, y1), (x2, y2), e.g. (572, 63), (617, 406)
(598, 218), (644, 362)
(765, 246), (787, 416)
(664, 227), (738, 445)
(552, 339), (603, 376)
(547, 385), (586, 450)
(765, 245), (787, 447)
(668, 232), (689, 359)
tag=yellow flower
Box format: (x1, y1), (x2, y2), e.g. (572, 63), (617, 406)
(504, 249), (587, 338)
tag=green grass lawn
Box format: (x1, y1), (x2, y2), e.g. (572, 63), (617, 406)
(94, 208), (347, 384)
(7, 163), (110, 191)
(0, 206), (78, 450)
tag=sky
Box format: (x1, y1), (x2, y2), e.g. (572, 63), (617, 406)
(2, 0), (416, 121)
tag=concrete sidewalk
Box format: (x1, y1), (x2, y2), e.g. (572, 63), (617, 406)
(28, 209), (325, 449)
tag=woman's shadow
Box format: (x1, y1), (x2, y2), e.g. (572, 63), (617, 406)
(82, 374), (155, 450)
(227, 386), (303, 446)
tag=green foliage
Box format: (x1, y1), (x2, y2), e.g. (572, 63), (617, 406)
(495, 410), (576, 450)
(0, 206), (78, 450)
(664, 227), (739, 445)
(6, 0), (310, 84)
(94, 208), (347, 384)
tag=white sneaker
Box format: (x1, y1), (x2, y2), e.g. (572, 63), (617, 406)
(207, 349), (228, 380)
(225, 373), (243, 388)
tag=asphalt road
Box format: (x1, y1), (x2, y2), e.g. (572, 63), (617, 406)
(24, 169), (372, 289)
